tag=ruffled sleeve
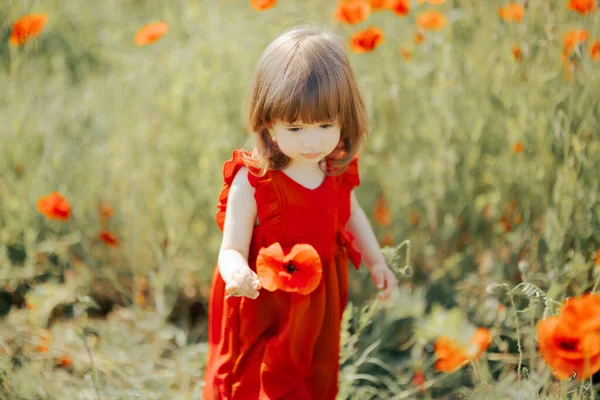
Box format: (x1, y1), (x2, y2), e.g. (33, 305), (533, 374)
(215, 149), (254, 231)
(247, 169), (283, 247)
(340, 154), (360, 189)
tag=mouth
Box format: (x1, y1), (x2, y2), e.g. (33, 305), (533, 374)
(301, 152), (321, 159)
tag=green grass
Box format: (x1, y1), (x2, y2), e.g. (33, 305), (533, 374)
(1, 0), (600, 398)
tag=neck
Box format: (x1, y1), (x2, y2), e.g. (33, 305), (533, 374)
(286, 159), (323, 174)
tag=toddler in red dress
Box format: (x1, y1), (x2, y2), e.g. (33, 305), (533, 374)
(203, 25), (398, 400)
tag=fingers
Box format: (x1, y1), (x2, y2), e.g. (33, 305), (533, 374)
(226, 268), (261, 299)
(377, 271), (398, 300)
(371, 269), (385, 290)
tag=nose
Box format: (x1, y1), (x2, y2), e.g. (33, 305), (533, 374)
(301, 129), (320, 149)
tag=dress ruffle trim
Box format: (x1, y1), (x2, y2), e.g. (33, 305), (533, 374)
(247, 168), (284, 247)
(215, 150), (284, 246)
(340, 155), (360, 189)
(215, 149), (257, 231)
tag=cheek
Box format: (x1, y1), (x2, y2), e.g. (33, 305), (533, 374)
(324, 130), (342, 152)
(275, 132), (298, 154)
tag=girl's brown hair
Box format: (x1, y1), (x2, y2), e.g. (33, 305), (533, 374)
(243, 25), (368, 175)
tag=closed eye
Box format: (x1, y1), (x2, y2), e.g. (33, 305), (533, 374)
(287, 127), (302, 132)
(320, 124), (334, 129)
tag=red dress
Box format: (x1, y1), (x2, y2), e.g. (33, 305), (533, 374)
(203, 149), (362, 400)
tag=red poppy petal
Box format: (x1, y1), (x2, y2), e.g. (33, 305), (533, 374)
(286, 244), (321, 270)
(289, 266), (323, 295)
(36, 192), (71, 222)
(472, 327), (492, 355)
(560, 294), (600, 332)
(536, 317), (600, 379)
(256, 242), (285, 292)
(434, 336), (469, 372)
(286, 244), (322, 295)
(258, 263), (282, 292)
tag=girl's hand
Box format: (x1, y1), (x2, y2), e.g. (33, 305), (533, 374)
(222, 264), (262, 300)
(369, 262), (398, 300)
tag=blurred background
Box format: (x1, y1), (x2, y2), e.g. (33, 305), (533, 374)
(1, 0), (599, 398)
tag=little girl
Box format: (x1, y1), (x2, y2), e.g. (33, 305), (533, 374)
(203, 26), (398, 400)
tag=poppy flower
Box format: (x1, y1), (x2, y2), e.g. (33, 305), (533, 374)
(134, 21), (168, 46)
(410, 211), (420, 226)
(563, 32), (589, 58)
(373, 192), (392, 226)
(334, 1), (371, 24)
(498, 3), (525, 23)
(37, 345), (49, 353)
(57, 355), (72, 368)
(561, 29), (590, 80)
(390, 0), (410, 16)
(434, 327), (492, 373)
(9, 14), (48, 47)
(416, 10), (447, 31)
(513, 45), (522, 60)
(566, 0), (597, 14)
(514, 212), (523, 224)
(370, 0), (394, 10)
(99, 230), (120, 247)
(499, 215), (512, 232)
(513, 141), (524, 153)
(400, 47), (412, 60)
(537, 294), (600, 380)
(380, 232), (394, 247)
(256, 242), (323, 295)
(37, 192), (71, 222)
(590, 40), (600, 61)
(562, 29), (589, 55)
(413, 32), (425, 44)
(251, 0), (277, 10)
(412, 368), (426, 394)
(99, 202), (113, 225)
(135, 291), (147, 307)
(350, 27), (384, 53)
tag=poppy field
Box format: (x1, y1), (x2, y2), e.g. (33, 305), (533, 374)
(1, 0), (600, 399)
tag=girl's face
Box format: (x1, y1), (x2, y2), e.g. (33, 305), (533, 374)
(272, 119), (341, 165)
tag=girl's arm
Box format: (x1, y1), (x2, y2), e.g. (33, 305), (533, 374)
(218, 167), (262, 299)
(346, 190), (398, 299)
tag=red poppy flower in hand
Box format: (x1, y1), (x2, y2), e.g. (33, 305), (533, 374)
(256, 243), (322, 295)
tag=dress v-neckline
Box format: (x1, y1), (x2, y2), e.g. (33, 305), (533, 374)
(278, 170), (329, 192)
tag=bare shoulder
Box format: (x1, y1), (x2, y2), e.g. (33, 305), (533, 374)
(221, 166), (257, 255)
(231, 167), (255, 194)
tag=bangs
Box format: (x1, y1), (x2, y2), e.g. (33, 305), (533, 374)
(268, 67), (345, 125)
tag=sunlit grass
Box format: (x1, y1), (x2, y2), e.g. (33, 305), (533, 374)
(1, 0), (599, 398)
